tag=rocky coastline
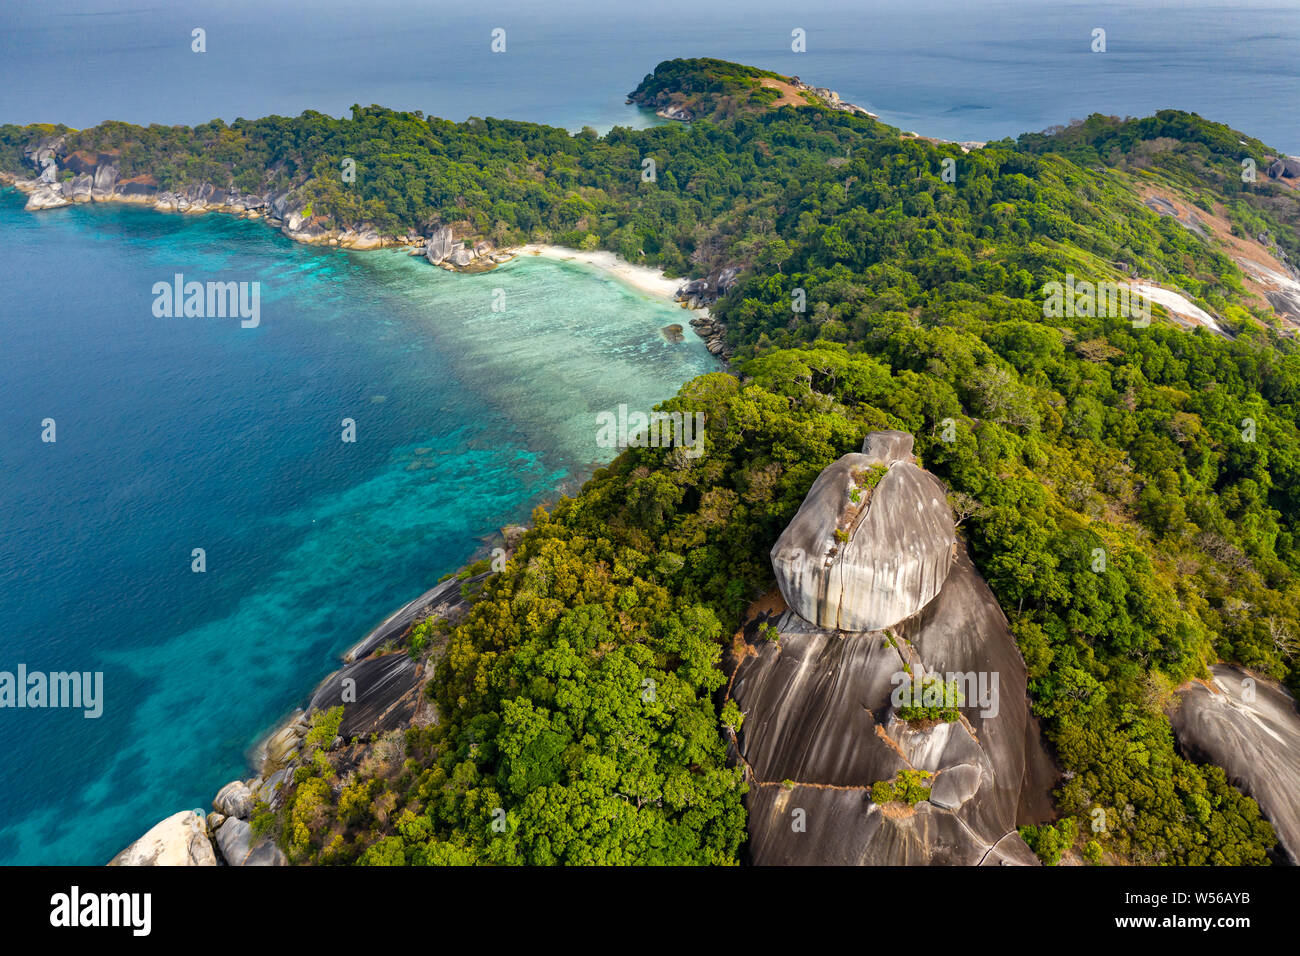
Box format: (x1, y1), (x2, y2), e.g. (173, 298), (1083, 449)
(107, 538), (512, 866)
(2, 134), (738, 356)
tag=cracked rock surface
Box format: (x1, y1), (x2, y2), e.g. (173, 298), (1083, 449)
(771, 431), (956, 633)
(729, 431), (1057, 865)
(1169, 663), (1300, 863)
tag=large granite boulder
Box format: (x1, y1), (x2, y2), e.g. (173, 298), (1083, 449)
(24, 135), (65, 170)
(63, 173), (94, 203)
(425, 225), (456, 265)
(269, 190), (294, 221)
(1268, 157), (1300, 179)
(213, 817), (287, 866)
(1169, 664), (1300, 863)
(91, 164), (119, 200)
(108, 811), (217, 866)
(771, 431), (956, 633)
(24, 183), (71, 210)
(730, 550), (1057, 865)
(730, 430), (1056, 865)
(213, 780), (254, 819)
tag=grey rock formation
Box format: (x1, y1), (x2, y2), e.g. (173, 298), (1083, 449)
(24, 135), (65, 170)
(1169, 664), (1300, 863)
(656, 105), (694, 122)
(24, 183), (71, 210)
(345, 573), (487, 662)
(930, 762), (982, 810)
(425, 225), (456, 265)
(268, 190), (294, 222)
(108, 811), (217, 866)
(771, 431), (956, 633)
(64, 173), (94, 203)
(91, 164), (119, 201)
(254, 767), (293, 810)
(262, 722), (303, 772)
(674, 265), (741, 307)
(213, 780), (254, 819)
(1268, 157), (1300, 179)
(308, 652), (421, 740)
(213, 817), (287, 866)
(729, 430), (1056, 865)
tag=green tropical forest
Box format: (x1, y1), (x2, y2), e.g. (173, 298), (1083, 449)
(6, 57), (1297, 866)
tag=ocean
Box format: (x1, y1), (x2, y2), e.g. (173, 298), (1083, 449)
(0, 193), (716, 863)
(0, 0), (1296, 864)
(0, 0), (1297, 151)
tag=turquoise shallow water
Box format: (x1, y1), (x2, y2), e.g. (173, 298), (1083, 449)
(0, 191), (717, 864)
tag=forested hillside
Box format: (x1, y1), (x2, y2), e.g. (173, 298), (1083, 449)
(5, 58), (1297, 865)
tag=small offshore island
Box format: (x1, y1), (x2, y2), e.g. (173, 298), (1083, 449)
(4, 57), (1300, 866)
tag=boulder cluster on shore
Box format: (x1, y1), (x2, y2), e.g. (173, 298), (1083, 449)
(6, 135), (420, 251)
(674, 265), (739, 357)
(5, 134), (741, 353)
(107, 526), (519, 866)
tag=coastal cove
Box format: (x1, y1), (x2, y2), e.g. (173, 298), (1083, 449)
(0, 189), (718, 865)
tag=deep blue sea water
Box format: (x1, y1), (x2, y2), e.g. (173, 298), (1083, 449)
(0, 0), (1297, 151)
(0, 192), (717, 863)
(0, 0), (1296, 865)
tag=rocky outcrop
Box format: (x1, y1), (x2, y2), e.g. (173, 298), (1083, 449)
(788, 76), (878, 119)
(65, 173), (94, 203)
(213, 780), (254, 819)
(422, 225), (496, 270)
(688, 315), (727, 356)
(21, 182), (71, 210)
(108, 811), (217, 866)
(728, 430), (1057, 865)
(213, 817), (287, 866)
(1268, 157), (1300, 179)
(346, 572), (487, 662)
(674, 265), (739, 309)
(674, 265), (739, 356)
(309, 653), (422, 741)
(771, 431), (956, 632)
(91, 163), (119, 201)
(2, 140), (428, 256)
(656, 105), (694, 122)
(1169, 664), (1300, 863)
(424, 224), (456, 264)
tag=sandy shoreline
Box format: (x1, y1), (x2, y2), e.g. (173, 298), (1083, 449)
(512, 243), (705, 315)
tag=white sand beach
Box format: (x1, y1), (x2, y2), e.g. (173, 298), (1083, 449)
(513, 244), (698, 310)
